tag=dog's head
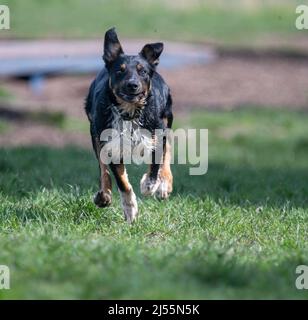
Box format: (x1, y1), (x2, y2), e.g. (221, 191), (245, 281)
(103, 28), (163, 108)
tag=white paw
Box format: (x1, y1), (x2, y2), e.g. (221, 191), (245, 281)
(140, 173), (160, 196)
(120, 189), (138, 223)
(155, 179), (171, 199)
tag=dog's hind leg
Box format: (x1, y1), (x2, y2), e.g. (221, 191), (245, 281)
(109, 163), (138, 223)
(93, 138), (112, 207)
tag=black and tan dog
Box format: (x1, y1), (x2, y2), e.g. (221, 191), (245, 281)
(85, 28), (173, 222)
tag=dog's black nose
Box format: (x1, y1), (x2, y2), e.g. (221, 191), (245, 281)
(127, 81), (139, 92)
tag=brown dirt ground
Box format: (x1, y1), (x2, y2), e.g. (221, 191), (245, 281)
(1, 54), (308, 147)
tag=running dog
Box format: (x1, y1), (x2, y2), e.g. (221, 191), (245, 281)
(85, 28), (173, 222)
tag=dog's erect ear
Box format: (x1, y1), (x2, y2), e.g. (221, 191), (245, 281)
(103, 27), (124, 67)
(139, 42), (164, 67)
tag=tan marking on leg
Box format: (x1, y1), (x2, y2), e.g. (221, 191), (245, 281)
(94, 138), (112, 207)
(113, 164), (132, 192)
(156, 140), (173, 199)
(99, 163), (112, 194)
(113, 164), (138, 223)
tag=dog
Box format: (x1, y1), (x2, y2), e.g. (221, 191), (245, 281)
(85, 28), (173, 222)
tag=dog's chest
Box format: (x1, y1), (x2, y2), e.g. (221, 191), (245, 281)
(101, 108), (153, 162)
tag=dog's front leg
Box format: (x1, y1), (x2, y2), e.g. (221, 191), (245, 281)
(155, 140), (173, 199)
(140, 134), (173, 199)
(140, 164), (161, 196)
(109, 163), (138, 223)
(93, 138), (112, 207)
(140, 134), (163, 196)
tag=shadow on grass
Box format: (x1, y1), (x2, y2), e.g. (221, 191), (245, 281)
(173, 163), (308, 209)
(0, 146), (307, 209)
(0, 105), (66, 127)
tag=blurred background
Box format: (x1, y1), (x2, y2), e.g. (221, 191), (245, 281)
(1, 0), (308, 299)
(0, 0), (307, 146)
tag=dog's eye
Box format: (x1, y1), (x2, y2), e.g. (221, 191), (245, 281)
(117, 64), (126, 74)
(139, 68), (147, 76)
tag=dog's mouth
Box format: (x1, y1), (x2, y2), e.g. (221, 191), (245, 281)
(113, 91), (147, 120)
(116, 90), (146, 103)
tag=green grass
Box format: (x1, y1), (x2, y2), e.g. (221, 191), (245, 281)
(0, 87), (12, 100)
(0, 108), (308, 299)
(1, 0), (299, 44)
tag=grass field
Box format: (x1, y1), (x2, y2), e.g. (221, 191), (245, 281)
(1, 0), (298, 44)
(0, 108), (308, 299)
